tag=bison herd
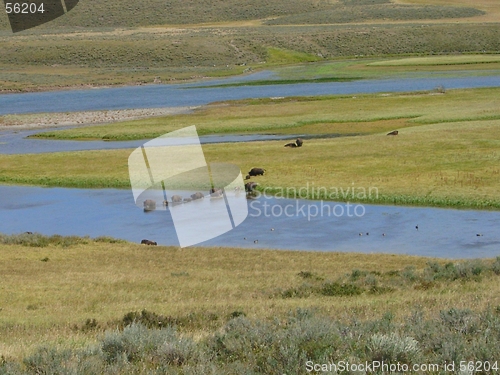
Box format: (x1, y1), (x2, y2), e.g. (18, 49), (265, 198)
(138, 131), (410, 246)
(244, 167), (268, 196)
(139, 137), (307, 245)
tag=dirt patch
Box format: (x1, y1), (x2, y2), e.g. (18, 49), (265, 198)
(0, 106), (197, 130)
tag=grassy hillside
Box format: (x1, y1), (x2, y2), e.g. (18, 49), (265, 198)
(0, 0), (486, 30)
(0, 0), (333, 29)
(1, 23), (499, 92)
(0, 0), (499, 91)
(265, 2), (484, 25)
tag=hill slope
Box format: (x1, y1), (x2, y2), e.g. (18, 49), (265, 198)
(0, 0), (487, 30)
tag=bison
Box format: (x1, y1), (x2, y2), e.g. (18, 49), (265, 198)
(248, 168), (265, 177)
(191, 192), (204, 200)
(141, 239), (157, 245)
(143, 199), (156, 212)
(245, 181), (259, 192)
(171, 195), (183, 203)
(284, 138), (303, 148)
(387, 130), (399, 136)
(210, 187), (223, 198)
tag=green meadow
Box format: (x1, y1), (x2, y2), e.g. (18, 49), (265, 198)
(2, 87), (497, 208)
(368, 54), (500, 66)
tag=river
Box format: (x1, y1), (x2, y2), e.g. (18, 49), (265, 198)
(2, 74), (500, 115)
(0, 185), (499, 259)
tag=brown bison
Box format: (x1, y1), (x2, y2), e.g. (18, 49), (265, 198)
(191, 192), (204, 200)
(284, 138), (303, 148)
(171, 195), (183, 203)
(387, 130), (399, 136)
(143, 199), (156, 212)
(248, 168), (265, 177)
(245, 181), (259, 192)
(141, 239), (157, 245)
(210, 187), (223, 198)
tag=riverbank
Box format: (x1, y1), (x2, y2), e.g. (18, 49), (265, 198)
(22, 86), (500, 140)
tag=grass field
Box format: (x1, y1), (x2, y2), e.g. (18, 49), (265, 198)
(18, 117), (495, 208)
(0, 234), (499, 368)
(2, 88), (500, 208)
(264, 3), (484, 25)
(368, 54), (500, 66)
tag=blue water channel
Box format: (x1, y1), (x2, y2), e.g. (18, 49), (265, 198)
(0, 185), (499, 259)
(2, 74), (500, 115)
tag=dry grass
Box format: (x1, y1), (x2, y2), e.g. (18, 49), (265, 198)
(1, 240), (499, 359)
(368, 54), (500, 66)
(395, 0), (500, 23)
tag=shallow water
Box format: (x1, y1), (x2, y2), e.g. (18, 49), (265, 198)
(1, 185), (499, 259)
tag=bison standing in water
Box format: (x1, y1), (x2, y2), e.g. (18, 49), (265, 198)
(210, 187), (223, 198)
(190, 192), (204, 200)
(171, 195), (183, 203)
(143, 199), (156, 212)
(248, 168), (265, 177)
(245, 181), (259, 192)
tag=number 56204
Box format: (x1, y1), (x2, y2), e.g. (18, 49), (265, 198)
(5, 2), (45, 14)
